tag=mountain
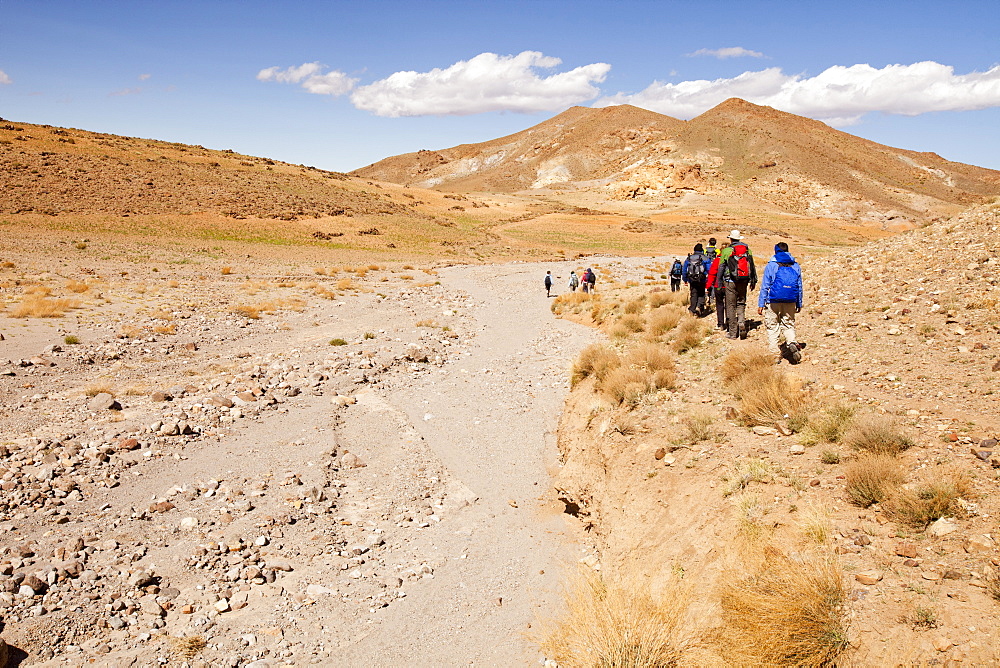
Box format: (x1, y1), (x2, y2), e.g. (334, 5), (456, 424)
(352, 99), (1000, 225)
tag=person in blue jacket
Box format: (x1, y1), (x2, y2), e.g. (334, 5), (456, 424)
(757, 242), (804, 363)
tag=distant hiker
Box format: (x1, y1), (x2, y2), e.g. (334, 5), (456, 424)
(585, 267), (597, 293)
(581, 268), (591, 293)
(544, 270), (554, 297)
(705, 240), (730, 330)
(568, 271), (580, 292)
(758, 242), (804, 363)
(682, 243), (710, 316)
(705, 237), (718, 262)
(717, 230), (757, 339)
(669, 259), (683, 292)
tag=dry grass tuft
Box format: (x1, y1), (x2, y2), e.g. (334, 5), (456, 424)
(680, 410), (717, 444)
(799, 402), (856, 445)
(84, 383), (114, 397)
(844, 453), (904, 507)
(646, 305), (684, 337)
(537, 566), (690, 668)
(13, 295), (77, 318)
(672, 317), (709, 353)
(725, 457), (775, 496)
(65, 279), (90, 293)
(719, 347), (775, 384)
(843, 414), (914, 455)
(886, 468), (971, 529)
(615, 313), (646, 334)
(719, 548), (848, 667)
(798, 504), (833, 544)
(170, 635), (207, 660)
(727, 365), (807, 427)
(601, 367), (653, 405)
(220, 266), (232, 275)
(623, 296), (646, 314)
(571, 344), (622, 387)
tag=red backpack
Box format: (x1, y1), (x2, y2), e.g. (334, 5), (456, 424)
(727, 243), (752, 281)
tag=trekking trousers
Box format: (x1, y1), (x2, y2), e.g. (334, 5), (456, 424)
(688, 281), (706, 315)
(715, 287), (727, 328)
(670, 278), (681, 292)
(724, 280), (749, 337)
(764, 302), (797, 354)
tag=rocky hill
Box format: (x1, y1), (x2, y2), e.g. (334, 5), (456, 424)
(352, 100), (1000, 227)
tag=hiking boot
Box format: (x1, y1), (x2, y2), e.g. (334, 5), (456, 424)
(784, 342), (803, 364)
(738, 323), (747, 339)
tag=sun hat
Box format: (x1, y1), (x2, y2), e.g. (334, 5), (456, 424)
(729, 229), (741, 240)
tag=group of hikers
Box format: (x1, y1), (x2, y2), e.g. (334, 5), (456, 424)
(544, 228), (804, 364)
(671, 229), (804, 363)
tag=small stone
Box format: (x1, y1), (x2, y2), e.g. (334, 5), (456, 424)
(340, 452), (365, 469)
(993, 360), (1000, 372)
(30, 355), (56, 367)
(150, 501), (175, 513)
(928, 518), (959, 537)
(752, 425), (778, 436)
(268, 560), (293, 572)
(306, 584), (336, 596)
(88, 392), (120, 411)
(789, 444), (805, 455)
(855, 570), (883, 585)
(964, 535), (995, 554)
(116, 437), (140, 451)
(922, 570), (943, 581)
(896, 542), (919, 558)
(933, 637), (954, 652)
(213, 599), (230, 613)
(150, 391), (172, 402)
(654, 447), (666, 461)
(854, 534), (872, 546)
(903, 558), (920, 567)
(179, 517), (199, 530)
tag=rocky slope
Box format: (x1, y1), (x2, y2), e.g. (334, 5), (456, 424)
(352, 100), (1000, 226)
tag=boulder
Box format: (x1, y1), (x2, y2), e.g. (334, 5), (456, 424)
(88, 393), (120, 411)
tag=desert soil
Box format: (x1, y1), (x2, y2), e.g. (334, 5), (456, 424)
(0, 253), (620, 667)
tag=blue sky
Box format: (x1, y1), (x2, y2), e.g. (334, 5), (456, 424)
(2, 0), (999, 172)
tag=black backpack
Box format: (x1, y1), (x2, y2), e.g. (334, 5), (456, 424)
(686, 253), (706, 283)
(670, 260), (683, 278)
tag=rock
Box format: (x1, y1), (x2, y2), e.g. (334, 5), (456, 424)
(903, 558), (920, 567)
(30, 355), (56, 367)
(207, 395), (234, 408)
(854, 534), (872, 546)
(964, 534), (995, 553)
(0, 637), (7, 666)
(116, 437), (140, 451)
(21, 574), (47, 594)
(306, 584), (336, 596)
(88, 393), (120, 411)
(150, 501), (175, 513)
(179, 517), (199, 529)
(789, 444), (805, 455)
(333, 395), (356, 407)
(933, 637), (954, 652)
(922, 570), (943, 581)
(654, 447), (666, 460)
(724, 406), (739, 420)
(981, 438), (999, 449)
(928, 518), (959, 537)
(775, 421), (792, 436)
(213, 599), (230, 613)
(854, 570), (883, 585)
(752, 425), (778, 436)
(340, 452), (365, 469)
(896, 542), (919, 558)
(993, 360), (1000, 372)
(150, 391), (172, 402)
(140, 598), (165, 617)
(267, 560), (293, 572)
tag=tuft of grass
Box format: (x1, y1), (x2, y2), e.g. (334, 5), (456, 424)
(886, 468), (971, 529)
(727, 365), (807, 427)
(415, 319), (439, 328)
(820, 450), (841, 465)
(615, 313), (646, 334)
(12, 295), (77, 318)
(571, 344), (621, 387)
(799, 403), (856, 445)
(672, 317), (709, 353)
(719, 347), (776, 384)
(843, 414), (914, 455)
(170, 635), (207, 660)
(681, 410), (717, 444)
(363, 332), (376, 340)
(328, 338), (348, 346)
(63, 334), (80, 345)
(84, 383), (114, 397)
(799, 504), (833, 544)
(736, 492), (771, 540)
(65, 279), (90, 293)
(646, 305), (684, 337)
(336, 277), (355, 290)
(221, 266), (232, 275)
(719, 548), (848, 666)
(844, 453), (904, 507)
(725, 457), (775, 496)
(601, 367), (653, 405)
(537, 566), (690, 668)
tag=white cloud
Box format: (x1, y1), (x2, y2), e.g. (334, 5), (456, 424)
(138, 73), (151, 81)
(687, 47), (766, 59)
(0, 70), (11, 85)
(597, 61), (1000, 125)
(257, 62), (357, 97)
(109, 87), (142, 97)
(349, 51), (610, 117)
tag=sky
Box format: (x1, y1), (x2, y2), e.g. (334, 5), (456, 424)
(2, 0), (999, 172)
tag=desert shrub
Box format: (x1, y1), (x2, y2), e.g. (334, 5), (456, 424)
(616, 313), (646, 333)
(623, 296), (646, 314)
(415, 319), (439, 328)
(799, 403), (856, 445)
(725, 457), (775, 496)
(798, 504), (833, 544)
(672, 317), (709, 353)
(625, 343), (674, 374)
(63, 334), (80, 345)
(551, 291), (595, 315)
(843, 414), (914, 455)
(736, 492), (771, 540)
(727, 366), (807, 427)
(537, 567), (689, 667)
(170, 635), (207, 660)
(820, 450), (841, 465)
(65, 279), (90, 293)
(328, 338), (348, 346)
(221, 266), (232, 275)
(573, 345), (623, 387)
(646, 305), (684, 337)
(648, 291), (673, 308)
(232, 305), (260, 319)
(719, 549), (848, 666)
(719, 347), (774, 384)
(681, 410), (717, 444)
(336, 278), (355, 290)
(886, 468), (971, 529)
(844, 453), (904, 507)
(13, 295), (77, 318)
(601, 367), (652, 405)
(84, 384), (114, 397)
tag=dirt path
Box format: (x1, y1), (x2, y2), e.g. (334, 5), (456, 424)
(332, 261), (599, 665)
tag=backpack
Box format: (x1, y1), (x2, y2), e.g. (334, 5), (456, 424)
(570, 274), (579, 287)
(768, 263), (798, 302)
(727, 243), (752, 282)
(686, 253), (706, 283)
(670, 261), (683, 278)
(705, 246), (718, 262)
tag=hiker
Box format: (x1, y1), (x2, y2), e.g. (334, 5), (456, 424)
(568, 270), (580, 292)
(581, 268), (591, 293)
(758, 242), (804, 363)
(669, 258), (683, 292)
(682, 243), (710, 316)
(705, 240), (730, 330)
(544, 270), (554, 297)
(704, 237), (719, 302)
(717, 230), (757, 339)
(585, 267), (597, 293)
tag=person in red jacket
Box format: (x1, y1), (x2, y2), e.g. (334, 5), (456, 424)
(705, 240), (729, 330)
